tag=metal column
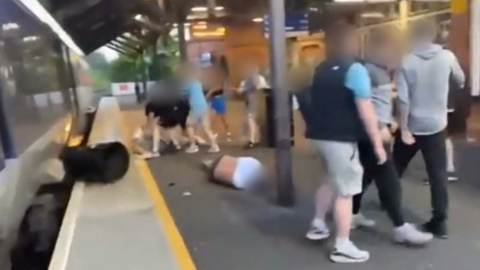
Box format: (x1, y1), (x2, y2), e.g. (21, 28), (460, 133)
(471, 0), (480, 96)
(0, 83), (16, 160)
(178, 22), (188, 61)
(268, 0), (294, 206)
(398, 0), (410, 33)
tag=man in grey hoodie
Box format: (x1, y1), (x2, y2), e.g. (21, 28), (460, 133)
(393, 19), (465, 239)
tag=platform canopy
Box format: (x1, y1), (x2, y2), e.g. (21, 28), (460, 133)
(37, 0), (169, 56)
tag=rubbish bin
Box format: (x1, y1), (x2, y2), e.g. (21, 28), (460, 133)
(261, 88), (294, 148)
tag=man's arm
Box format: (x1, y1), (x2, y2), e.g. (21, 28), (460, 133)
(345, 63), (383, 151)
(395, 66), (410, 133)
(447, 51), (465, 88)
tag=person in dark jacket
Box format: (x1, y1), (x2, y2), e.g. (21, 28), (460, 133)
(299, 23), (386, 264)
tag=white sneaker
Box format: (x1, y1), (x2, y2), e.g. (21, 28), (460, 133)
(185, 144), (199, 154)
(351, 213), (376, 229)
(208, 145), (220, 153)
(330, 240), (370, 263)
(394, 223), (433, 245)
(306, 218), (330, 241)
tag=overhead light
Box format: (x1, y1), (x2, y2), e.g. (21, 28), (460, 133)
(252, 17), (263, 23)
(2, 23), (19, 31)
(191, 6), (224, 12)
(193, 24), (208, 30)
(198, 21), (207, 25)
(23, 36), (39, 42)
(334, 0), (394, 2)
(16, 0), (84, 56)
(192, 27), (225, 37)
(191, 6), (208, 12)
(361, 12), (385, 18)
(134, 14), (143, 20)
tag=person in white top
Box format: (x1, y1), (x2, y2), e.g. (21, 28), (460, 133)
(235, 64), (269, 148)
(202, 155), (271, 191)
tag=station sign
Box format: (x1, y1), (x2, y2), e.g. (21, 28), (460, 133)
(264, 12), (309, 37)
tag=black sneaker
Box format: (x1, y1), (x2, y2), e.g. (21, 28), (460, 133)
(422, 220), (448, 239)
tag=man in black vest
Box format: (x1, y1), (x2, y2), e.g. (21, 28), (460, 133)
(300, 23), (385, 263)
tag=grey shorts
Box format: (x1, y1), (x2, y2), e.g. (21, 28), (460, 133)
(309, 139), (363, 197)
(187, 110), (211, 129)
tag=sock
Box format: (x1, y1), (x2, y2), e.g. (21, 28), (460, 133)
(335, 237), (350, 248)
(312, 218), (327, 229)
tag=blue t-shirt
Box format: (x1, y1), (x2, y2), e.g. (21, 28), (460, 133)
(345, 63), (371, 99)
(185, 80), (209, 113)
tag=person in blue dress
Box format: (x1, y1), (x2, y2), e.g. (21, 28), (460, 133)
(206, 63), (232, 142)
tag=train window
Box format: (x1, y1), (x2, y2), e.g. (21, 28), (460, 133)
(0, 0), (79, 154)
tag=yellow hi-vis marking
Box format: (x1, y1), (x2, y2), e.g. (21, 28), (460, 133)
(136, 160), (197, 270)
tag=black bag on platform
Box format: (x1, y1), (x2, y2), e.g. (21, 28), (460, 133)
(61, 142), (130, 184)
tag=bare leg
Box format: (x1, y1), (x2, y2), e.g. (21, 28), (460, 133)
(167, 128), (181, 149)
(152, 125), (160, 154)
(246, 115), (258, 146)
(201, 115), (220, 152)
(334, 196), (353, 239)
(315, 184), (334, 220)
(219, 114), (232, 140)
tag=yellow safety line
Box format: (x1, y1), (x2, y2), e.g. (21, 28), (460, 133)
(136, 160), (198, 270)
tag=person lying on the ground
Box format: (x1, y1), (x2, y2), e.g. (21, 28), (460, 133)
(201, 155), (273, 192)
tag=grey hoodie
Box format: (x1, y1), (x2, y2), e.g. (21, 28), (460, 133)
(396, 44), (465, 135)
(364, 59), (392, 127)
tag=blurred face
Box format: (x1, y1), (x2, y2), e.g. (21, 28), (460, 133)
(243, 63), (259, 77)
(372, 40), (394, 63)
(343, 30), (360, 56)
(181, 62), (199, 80)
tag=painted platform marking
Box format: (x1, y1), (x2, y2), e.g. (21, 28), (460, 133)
(137, 160), (197, 270)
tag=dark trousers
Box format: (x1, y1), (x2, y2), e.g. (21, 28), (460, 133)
(353, 141), (405, 227)
(392, 130), (448, 222)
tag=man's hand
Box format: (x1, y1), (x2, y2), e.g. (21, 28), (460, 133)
(390, 120), (399, 133)
(380, 127), (392, 143)
(374, 144), (387, 165)
(401, 130), (416, 145)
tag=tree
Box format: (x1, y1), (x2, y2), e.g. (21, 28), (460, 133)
(85, 52), (111, 89)
(149, 35), (179, 81)
(108, 54), (138, 83)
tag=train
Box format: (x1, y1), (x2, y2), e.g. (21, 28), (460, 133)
(0, 0), (94, 267)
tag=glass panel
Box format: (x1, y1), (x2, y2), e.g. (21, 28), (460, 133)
(0, 0), (75, 154)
